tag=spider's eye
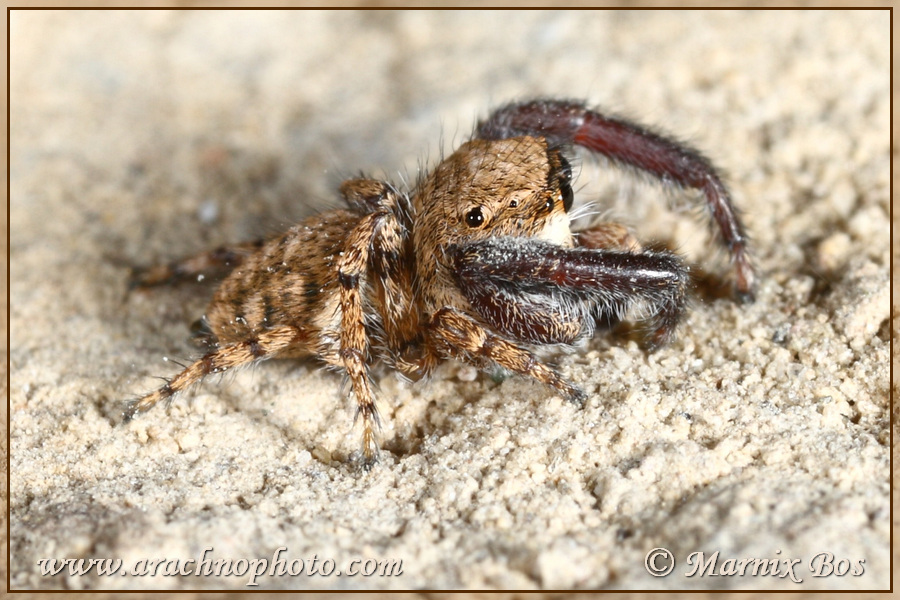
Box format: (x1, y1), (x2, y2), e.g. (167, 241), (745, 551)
(558, 155), (574, 213)
(465, 206), (485, 228)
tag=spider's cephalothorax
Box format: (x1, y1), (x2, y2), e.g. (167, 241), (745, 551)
(126, 99), (755, 469)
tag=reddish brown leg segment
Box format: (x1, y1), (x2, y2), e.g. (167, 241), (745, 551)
(477, 99), (755, 301)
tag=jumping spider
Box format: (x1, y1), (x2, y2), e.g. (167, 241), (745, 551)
(126, 98), (755, 469)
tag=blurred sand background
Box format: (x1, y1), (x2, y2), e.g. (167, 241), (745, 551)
(8, 9), (891, 592)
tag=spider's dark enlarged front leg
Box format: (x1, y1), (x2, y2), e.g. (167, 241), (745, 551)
(477, 99), (755, 301)
(449, 238), (690, 351)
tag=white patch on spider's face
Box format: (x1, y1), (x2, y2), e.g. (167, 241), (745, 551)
(538, 212), (574, 247)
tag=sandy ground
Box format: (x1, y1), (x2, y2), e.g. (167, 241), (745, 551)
(8, 9), (891, 592)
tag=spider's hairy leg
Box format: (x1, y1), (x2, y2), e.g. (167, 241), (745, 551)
(343, 177), (418, 348)
(123, 325), (301, 421)
(576, 222), (642, 253)
(477, 99), (755, 301)
(130, 238), (266, 289)
(337, 210), (387, 470)
(341, 178), (397, 214)
(450, 238), (689, 351)
(341, 177), (428, 384)
(429, 306), (587, 405)
(573, 222), (644, 331)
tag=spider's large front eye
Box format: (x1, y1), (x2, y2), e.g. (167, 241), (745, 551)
(558, 155), (574, 212)
(465, 206), (485, 228)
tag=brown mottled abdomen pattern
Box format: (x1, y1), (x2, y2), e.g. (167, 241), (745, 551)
(205, 210), (361, 361)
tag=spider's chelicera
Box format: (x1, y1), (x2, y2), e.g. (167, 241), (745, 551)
(127, 99), (755, 469)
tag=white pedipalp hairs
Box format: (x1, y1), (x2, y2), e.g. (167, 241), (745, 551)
(570, 205), (630, 238)
(566, 200), (604, 225)
(565, 154), (635, 231)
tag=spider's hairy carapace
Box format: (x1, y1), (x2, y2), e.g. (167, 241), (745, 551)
(126, 98), (755, 469)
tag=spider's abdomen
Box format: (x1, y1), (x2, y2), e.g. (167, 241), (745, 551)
(204, 210), (361, 362)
